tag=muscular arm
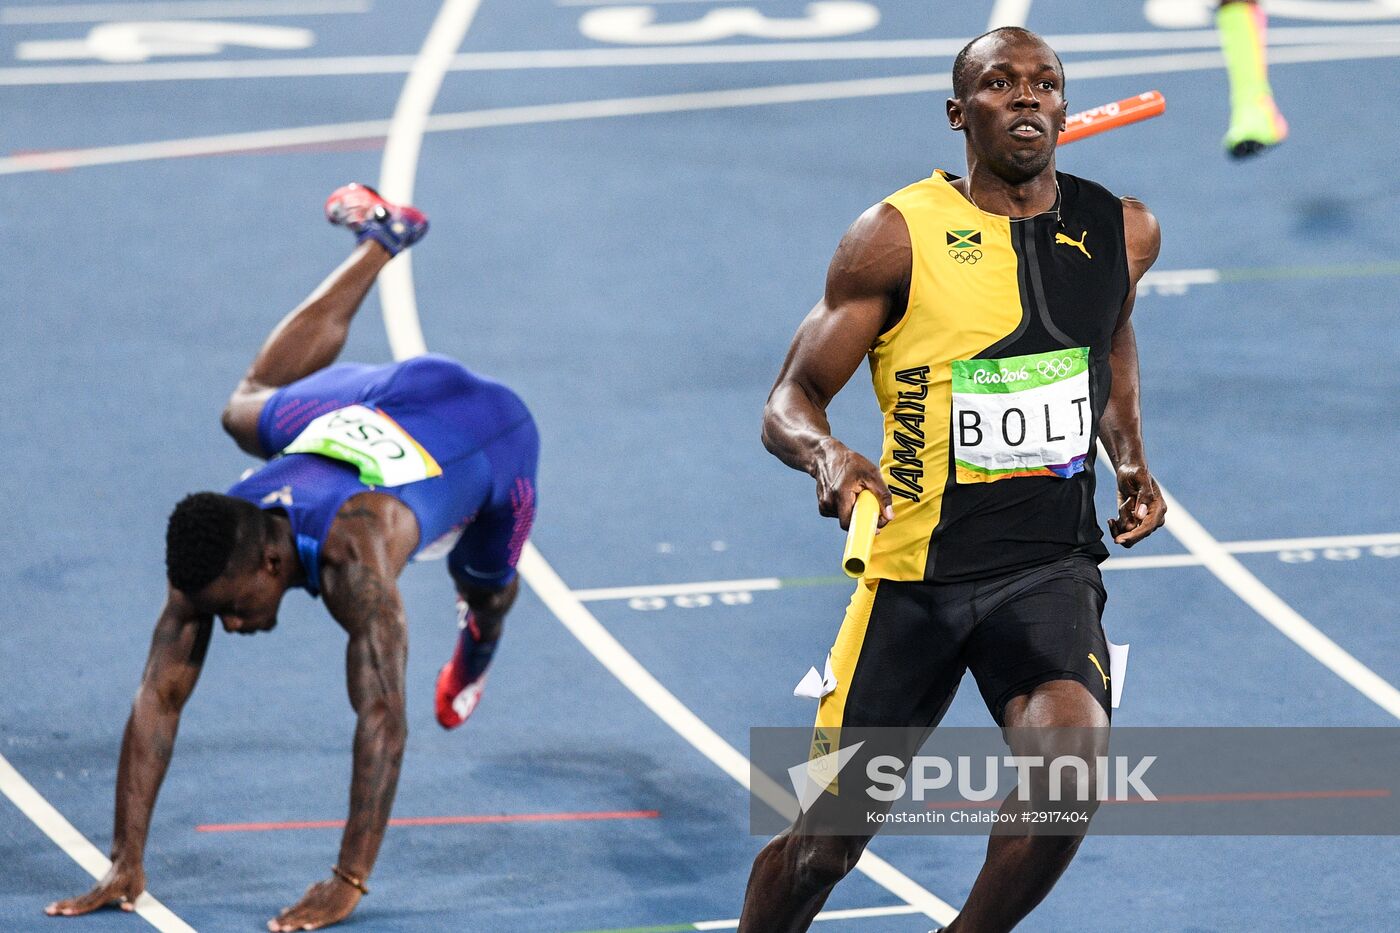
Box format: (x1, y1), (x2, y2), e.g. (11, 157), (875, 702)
(48, 595), (212, 917)
(267, 496), (414, 932)
(322, 562), (409, 879)
(1100, 197), (1166, 546)
(222, 243), (389, 457)
(761, 203), (910, 528)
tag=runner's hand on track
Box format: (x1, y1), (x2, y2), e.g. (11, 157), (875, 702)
(45, 861), (145, 917)
(813, 438), (896, 530)
(268, 877), (362, 932)
(1108, 464), (1166, 547)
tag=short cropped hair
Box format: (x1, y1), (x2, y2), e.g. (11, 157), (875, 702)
(952, 26), (1065, 100)
(165, 492), (263, 595)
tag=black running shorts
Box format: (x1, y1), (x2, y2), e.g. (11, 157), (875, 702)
(814, 553), (1112, 731)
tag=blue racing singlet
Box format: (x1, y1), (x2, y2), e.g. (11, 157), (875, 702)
(226, 355), (539, 596)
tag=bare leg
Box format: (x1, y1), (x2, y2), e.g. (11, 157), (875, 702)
(434, 576), (521, 730)
(222, 241), (392, 454)
(943, 681), (1108, 933)
(1216, 0), (1287, 158)
(460, 577), (519, 645)
(738, 826), (870, 932)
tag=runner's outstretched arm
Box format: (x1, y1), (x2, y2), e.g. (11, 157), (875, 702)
(222, 242), (391, 456)
(46, 596), (213, 918)
(1100, 198), (1166, 547)
(268, 541), (409, 932)
(762, 204), (908, 529)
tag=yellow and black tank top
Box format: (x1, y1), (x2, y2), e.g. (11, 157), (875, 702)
(867, 170), (1129, 583)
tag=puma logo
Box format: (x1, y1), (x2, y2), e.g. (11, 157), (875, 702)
(1087, 652), (1109, 690)
(1055, 229), (1092, 259)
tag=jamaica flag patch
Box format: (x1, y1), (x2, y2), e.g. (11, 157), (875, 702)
(947, 229), (981, 249)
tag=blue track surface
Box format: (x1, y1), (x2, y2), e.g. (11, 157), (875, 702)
(4, 1), (1400, 930)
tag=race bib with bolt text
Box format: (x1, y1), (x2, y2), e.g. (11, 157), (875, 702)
(951, 347), (1092, 484)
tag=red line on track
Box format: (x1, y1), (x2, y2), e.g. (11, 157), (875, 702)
(197, 808), (660, 833)
(1103, 788), (1392, 805)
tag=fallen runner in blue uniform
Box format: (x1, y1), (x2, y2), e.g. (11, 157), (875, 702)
(46, 183), (538, 932)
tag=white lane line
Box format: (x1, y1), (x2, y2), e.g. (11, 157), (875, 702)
(1139, 267), (1221, 295)
(0, 54), (416, 86)
(375, 0), (483, 361)
(0, 756), (194, 932)
(1227, 532), (1400, 554)
(517, 546), (961, 925)
(1106, 553), (1204, 570)
(556, 0), (735, 6)
(0, 117), (393, 175)
(5, 24), (1400, 85)
(573, 577), (785, 602)
(570, 532), (1400, 602)
(987, 0), (1033, 30)
(693, 902), (922, 929)
(0, 0), (370, 24)
(1155, 488), (1400, 720)
(8, 41), (1400, 177)
(0, 73), (945, 175)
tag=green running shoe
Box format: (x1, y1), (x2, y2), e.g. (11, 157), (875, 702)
(1224, 95), (1288, 159)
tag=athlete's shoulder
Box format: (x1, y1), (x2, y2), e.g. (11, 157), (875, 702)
(1119, 196), (1161, 279)
(827, 201), (911, 302)
(1119, 195), (1157, 225)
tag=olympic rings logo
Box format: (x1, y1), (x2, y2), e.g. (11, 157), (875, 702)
(1036, 357), (1076, 379)
(948, 248), (983, 264)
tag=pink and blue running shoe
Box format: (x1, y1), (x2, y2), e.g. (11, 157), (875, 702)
(435, 598), (497, 730)
(324, 183), (429, 256)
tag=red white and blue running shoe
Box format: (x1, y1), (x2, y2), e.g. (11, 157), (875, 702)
(435, 598), (497, 730)
(324, 183), (429, 256)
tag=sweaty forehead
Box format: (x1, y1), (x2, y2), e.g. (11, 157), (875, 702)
(966, 33), (1060, 78)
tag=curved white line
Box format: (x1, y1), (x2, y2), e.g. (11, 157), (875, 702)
(518, 546), (960, 924)
(1156, 487), (1400, 718)
(373, 1), (957, 925)
(1094, 440), (1400, 719)
(376, 0), (483, 360)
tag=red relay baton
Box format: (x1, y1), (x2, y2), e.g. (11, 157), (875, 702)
(1059, 90), (1166, 145)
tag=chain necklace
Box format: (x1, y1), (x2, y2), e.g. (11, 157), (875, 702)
(967, 177), (1062, 225)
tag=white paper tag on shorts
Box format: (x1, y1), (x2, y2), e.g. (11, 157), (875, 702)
(1108, 641), (1129, 709)
(794, 652), (837, 699)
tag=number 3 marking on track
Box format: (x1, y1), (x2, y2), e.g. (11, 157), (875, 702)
(579, 1), (880, 45)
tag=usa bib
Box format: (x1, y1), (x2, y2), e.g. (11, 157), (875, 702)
(283, 404), (442, 488)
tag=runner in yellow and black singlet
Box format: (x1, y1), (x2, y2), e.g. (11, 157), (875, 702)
(871, 168), (1128, 584)
(741, 27), (1167, 933)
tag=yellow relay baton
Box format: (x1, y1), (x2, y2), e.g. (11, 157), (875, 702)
(842, 490), (880, 578)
